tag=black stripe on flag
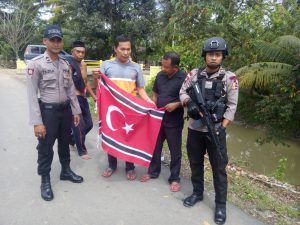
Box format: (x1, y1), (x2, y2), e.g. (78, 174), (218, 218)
(101, 78), (164, 118)
(102, 133), (152, 161)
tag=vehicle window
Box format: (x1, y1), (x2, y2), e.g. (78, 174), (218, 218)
(30, 47), (40, 54)
(40, 47), (46, 54)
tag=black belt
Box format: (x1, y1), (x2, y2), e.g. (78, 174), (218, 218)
(39, 100), (71, 111)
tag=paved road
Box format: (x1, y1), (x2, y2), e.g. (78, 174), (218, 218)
(0, 70), (265, 225)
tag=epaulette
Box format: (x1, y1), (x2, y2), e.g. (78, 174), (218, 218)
(61, 57), (70, 66)
(31, 54), (44, 61)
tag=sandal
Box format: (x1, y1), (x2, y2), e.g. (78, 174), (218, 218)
(170, 181), (181, 192)
(102, 168), (115, 178)
(126, 170), (137, 181)
(139, 173), (151, 182)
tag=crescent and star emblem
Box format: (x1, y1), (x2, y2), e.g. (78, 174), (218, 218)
(106, 105), (134, 134)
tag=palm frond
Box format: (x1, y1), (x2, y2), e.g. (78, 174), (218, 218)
(273, 35), (300, 53)
(236, 62), (294, 89)
(256, 41), (299, 66)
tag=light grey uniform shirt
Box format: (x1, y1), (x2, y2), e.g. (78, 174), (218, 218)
(26, 51), (81, 126)
(179, 67), (238, 132)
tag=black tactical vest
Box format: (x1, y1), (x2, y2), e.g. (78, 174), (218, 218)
(197, 69), (227, 123)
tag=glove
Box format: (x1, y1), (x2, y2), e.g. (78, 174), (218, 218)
(216, 125), (226, 136)
(187, 100), (201, 120)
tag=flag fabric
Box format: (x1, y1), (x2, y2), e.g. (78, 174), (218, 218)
(97, 73), (165, 167)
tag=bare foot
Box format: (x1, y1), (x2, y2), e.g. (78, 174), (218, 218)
(139, 173), (151, 182)
(170, 181), (181, 192)
(126, 170), (137, 181)
(80, 154), (91, 160)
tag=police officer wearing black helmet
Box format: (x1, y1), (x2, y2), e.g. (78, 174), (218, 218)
(26, 24), (84, 201)
(179, 37), (238, 224)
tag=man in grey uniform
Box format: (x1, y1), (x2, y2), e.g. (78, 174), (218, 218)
(180, 37), (238, 224)
(26, 24), (84, 201)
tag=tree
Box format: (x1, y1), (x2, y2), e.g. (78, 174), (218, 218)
(236, 35), (300, 140)
(45, 0), (158, 61)
(236, 35), (300, 93)
(0, 0), (42, 60)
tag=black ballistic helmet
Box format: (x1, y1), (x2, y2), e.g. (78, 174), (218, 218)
(202, 37), (228, 57)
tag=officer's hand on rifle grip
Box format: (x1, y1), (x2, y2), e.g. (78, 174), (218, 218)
(216, 125), (226, 136)
(187, 100), (201, 120)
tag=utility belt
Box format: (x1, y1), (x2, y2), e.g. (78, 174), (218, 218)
(39, 99), (71, 111)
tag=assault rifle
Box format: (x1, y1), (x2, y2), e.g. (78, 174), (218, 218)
(186, 81), (223, 161)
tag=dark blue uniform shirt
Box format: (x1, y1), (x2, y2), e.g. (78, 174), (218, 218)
(153, 70), (186, 127)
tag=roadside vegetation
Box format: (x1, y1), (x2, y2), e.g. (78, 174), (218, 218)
(162, 124), (300, 225)
(2, 0), (300, 223)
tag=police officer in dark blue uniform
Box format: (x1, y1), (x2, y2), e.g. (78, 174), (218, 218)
(26, 25), (84, 201)
(180, 37), (238, 224)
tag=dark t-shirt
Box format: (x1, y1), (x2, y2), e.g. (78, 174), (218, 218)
(153, 70), (187, 127)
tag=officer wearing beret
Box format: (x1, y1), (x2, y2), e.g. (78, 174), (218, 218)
(26, 24), (84, 201)
(180, 37), (238, 224)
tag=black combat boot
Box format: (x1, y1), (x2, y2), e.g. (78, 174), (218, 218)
(60, 165), (83, 183)
(214, 207), (226, 225)
(40, 174), (54, 201)
(183, 193), (203, 207)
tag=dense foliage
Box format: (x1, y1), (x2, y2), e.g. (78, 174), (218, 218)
(44, 0), (157, 60)
(236, 35), (300, 140)
(1, 0), (299, 140)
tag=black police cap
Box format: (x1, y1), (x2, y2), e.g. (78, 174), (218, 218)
(44, 24), (63, 39)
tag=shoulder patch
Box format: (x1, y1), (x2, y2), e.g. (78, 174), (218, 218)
(183, 71), (193, 84)
(229, 75), (237, 81)
(27, 68), (34, 75)
(231, 79), (238, 90)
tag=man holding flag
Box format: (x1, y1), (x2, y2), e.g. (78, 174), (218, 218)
(99, 35), (155, 180)
(140, 52), (186, 192)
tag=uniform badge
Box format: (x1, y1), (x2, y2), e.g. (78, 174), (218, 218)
(231, 80), (238, 90)
(205, 81), (213, 89)
(27, 68), (34, 75)
(183, 71), (193, 84)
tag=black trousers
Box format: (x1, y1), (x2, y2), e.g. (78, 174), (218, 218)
(71, 96), (93, 156)
(36, 104), (72, 175)
(148, 124), (183, 183)
(107, 154), (135, 172)
(186, 128), (228, 207)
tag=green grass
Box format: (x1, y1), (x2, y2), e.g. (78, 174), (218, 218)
(87, 97), (98, 119)
(228, 174), (299, 223)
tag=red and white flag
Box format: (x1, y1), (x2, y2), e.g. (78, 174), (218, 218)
(97, 73), (165, 167)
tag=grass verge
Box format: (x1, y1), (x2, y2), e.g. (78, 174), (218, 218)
(89, 97), (299, 225)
